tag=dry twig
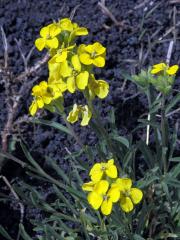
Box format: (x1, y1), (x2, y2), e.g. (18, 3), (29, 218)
(0, 175), (24, 240)
(98, 0), (125, 28)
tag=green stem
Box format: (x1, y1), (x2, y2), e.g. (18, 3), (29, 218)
(55, 103), (84, 148)
(161, 95), (168, 174)
(87, 98), (118, 161)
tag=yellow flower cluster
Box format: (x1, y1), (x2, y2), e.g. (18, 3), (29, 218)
(150, 62), (179, 95)
(82, 160), (143, 215)
(29, 18), (109, 126)
(151, 63), (179, 75)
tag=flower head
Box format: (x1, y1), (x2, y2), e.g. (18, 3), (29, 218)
(58, 18), (88, 37)
(151, 63), (179, 75)
(87, 180), (120, 215)
(88, 74), (109, 99)
(47, 75), (67, 99)
(89, 159), (117, 182)
(67, 55), (89, 93)
(35, 23), (61, 51)
(49, 45), (75, 63)
(67, 104), (92, 126)
(78, 42), (106, 67)
(112, 178), (143, 213)
(29, 81), (53, 116)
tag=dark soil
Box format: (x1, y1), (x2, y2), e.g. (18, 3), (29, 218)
(0, 0), (180, 238)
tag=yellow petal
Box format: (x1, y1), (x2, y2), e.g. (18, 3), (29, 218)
(94, 180), (109, 195)
(82, 181), (95, 192)
(42, 95), (52, 104)
(107, 187), (120, 203)
(84, 44), (94, 54)
(71, 55), (81, 72)
(36, 97), (44, 108)
(81, 105), (92, 126)
(55, 51), (68, 63)
(89, 163), (102, 182)
(46, 38), (59, 49)
(93, 42), (106, 55)
(59, 61), (72, 77)
(49, 85), (62, 99)
(79, 53), (93, 65)
(107, 159), (114, 165)
(40, 26), (49, 38)
(101, 199), (112, 215)
(166, 65), (179, 75)
(48, 76), (67, 93)
(49, 24), (61, 38)
(120, 197), (134, 213)
(87, 191), (103, 210)
(116, 178), (132, 191)
(106, 165), (117, 179)
(76, 71), (89, 90)
(151, 63), (166, 74)
(59, 18), (73, 31)
(67, 104), (79, 124)
(130, 188), (143, 204)
(29, 100), (38, 116)
(39, 81), (48, 89)
(32, 85), (41, 96)
(67, 76), (76, 93)
(95, 80), (109, 99)
(35, 38), (46, 51)
(74, 27), (88, 36)
(78, 44), (86, 55)
(93, 56), (105, 67)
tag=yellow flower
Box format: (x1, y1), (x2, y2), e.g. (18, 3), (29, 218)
(67, 55), (89, 93)
(48, 75), (67, 99)
(35, 23), (61, 51)
(89, 159), (117, 182)
(67, 104), (92, 126)
(49, 45), (75, 63)
(87, 180), (120, 215)
(58, 18), (88, 36)
(82, 181), (97, 192)
(29, 81), (53, 116)
(48, 59), (72, 79)
(72, 23), (88, 36)
(112, 178), (143, 213)
(88, 74), (109, 99)
(59, 18), (74, 32)
(166, 65), (179, 75)
(78, 42), (106, 67)
(151, 63), (179, 75)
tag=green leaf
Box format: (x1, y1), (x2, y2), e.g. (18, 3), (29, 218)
(170, 163), (180, 178)
(0, 225), (13, 240)
(110, 135), (129, 148)
(169, 157), (180, 162)
(32, 118), (72, 136)
(19, 224), (33, 240)
(165, 93), (180, 114)
(133, 234), (145, 240)
(137, 141), (154, 169)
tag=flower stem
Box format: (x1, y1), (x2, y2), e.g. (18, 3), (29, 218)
(161, 95), (168, 174)
(55, 103), (84, 148)
(87, 99), (118, 161)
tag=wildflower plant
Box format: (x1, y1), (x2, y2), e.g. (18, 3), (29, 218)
(1, 17), (180, 240)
